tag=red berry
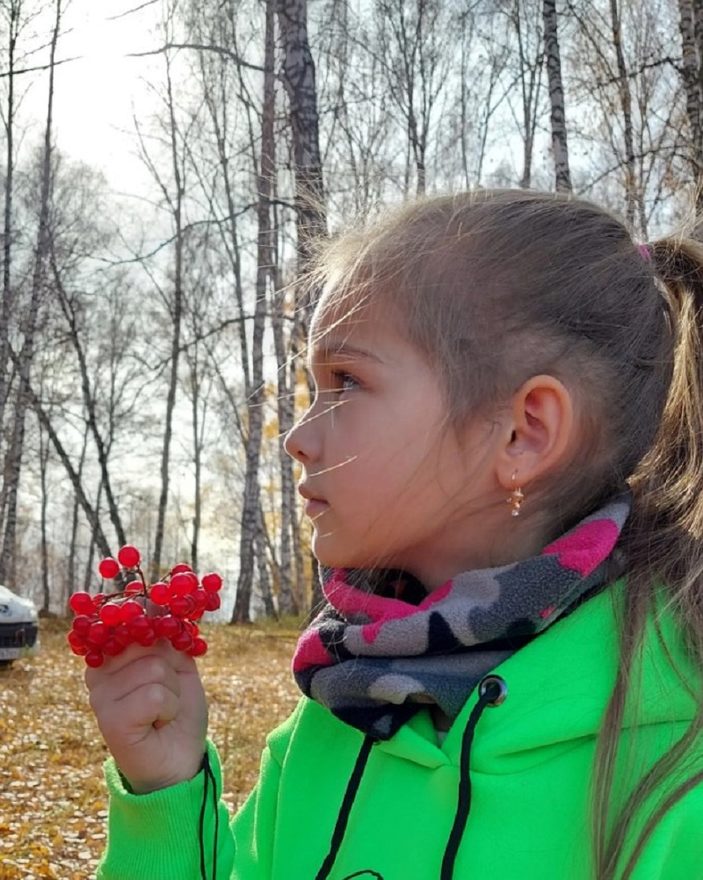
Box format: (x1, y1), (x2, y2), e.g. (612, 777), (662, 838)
(72, 615), (93, 637)
(168, 595), (191, 617)
(201, 573), (223, 592)
(183, 620), (199, 637)
(85, 650), (105, 668)
(136, 627), (156, 647)
(119, 600), (143, 622)
(127, 616), (152, 640)
(117, 544), (141, 568)
(67, 631), (88, 654)
(93, 592), (106, 608)
(88, 620), (109, 646)
(191, 591), (206, 620)
(99, 603), (121, 626)
(103, 637), (123, 657)
(170, 562), (192, 575)
(69, 592), (95, 616)
(170, 573), (194, 597)
(98, 557), (120, 579)
(113, 622), (132, 647)
(149, 582), (170, 605)
(188, 637), (208, 657)
(204, 592), (221, 612)
(171, 630), (193, 652)
(154, 615), (180, 639)
(124, 580), (142, 595)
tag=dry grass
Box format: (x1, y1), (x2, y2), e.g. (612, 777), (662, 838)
(0, 618), (301, 879)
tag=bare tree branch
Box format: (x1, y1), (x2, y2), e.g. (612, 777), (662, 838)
(126, 42), (266, 73)
(106, 0), (160, 21)
(0, 54), (81, 77)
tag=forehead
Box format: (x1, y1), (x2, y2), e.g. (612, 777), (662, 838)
(308, 293), (401, 360)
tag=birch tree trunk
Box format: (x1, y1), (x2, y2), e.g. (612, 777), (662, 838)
(233, 0), (276, 623)
(39, 421), (50, 612)
(189, 343), (204, 573)
(272, 205), (301, 614)
(84, 481), (105, 591)
(678, 0), (703, 210)
(276, 0), (327, 305)
(0, 0), (61, 587)
(256, 508), (276, 618)
(0, 0), (21, 435)
(508, 0), (543, 190)
(68, 422), (90, 593)
(151, 47), (185, 581)
(272, 276), (298, 615)
(543, 0), (572, 192)
(277, 0), (327, 618)
(609, 0), (636, 226)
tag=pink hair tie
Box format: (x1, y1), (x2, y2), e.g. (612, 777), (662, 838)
(637, 243), (652, 262)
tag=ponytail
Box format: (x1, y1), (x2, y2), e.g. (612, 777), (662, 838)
(637, 236), (703, 542)
(594, 234), (703, 880)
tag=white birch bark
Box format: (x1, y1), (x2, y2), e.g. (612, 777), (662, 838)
(543, 0), (572, 192)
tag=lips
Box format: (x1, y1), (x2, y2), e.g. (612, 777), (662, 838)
(298, 484), (327, 504)
(298, 484), (330, 518)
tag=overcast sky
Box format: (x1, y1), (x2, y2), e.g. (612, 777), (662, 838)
(23, 0), (162, 191)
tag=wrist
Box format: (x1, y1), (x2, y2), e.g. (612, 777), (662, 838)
(123, 753), (207, 795)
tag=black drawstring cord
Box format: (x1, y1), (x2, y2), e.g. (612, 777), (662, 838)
(440, 676), (507, 880)
(315, 734), (377, 880)
(197, 750), (220, 880)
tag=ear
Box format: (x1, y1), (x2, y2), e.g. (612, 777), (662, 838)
(494, 375), (575, 492)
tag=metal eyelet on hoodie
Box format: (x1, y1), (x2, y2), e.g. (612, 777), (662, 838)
(478, 674), (508, 707)
(440, 675), (508, 880)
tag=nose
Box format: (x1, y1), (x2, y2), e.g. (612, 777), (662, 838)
(284, 408), (321, 464)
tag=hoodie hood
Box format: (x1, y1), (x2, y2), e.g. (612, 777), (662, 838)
(376, 579), (697, 774)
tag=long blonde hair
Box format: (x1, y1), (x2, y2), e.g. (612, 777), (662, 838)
(308, 189), (703, 877)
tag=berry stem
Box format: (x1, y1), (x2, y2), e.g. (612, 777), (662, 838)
(95, 586), (148, 606)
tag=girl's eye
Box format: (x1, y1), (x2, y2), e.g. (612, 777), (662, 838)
(332, 371), (359, 393)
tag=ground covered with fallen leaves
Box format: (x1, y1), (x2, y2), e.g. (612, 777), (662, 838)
(0, 618), (301, 879)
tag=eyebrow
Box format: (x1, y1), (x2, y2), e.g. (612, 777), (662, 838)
(307, 341), (383, 366)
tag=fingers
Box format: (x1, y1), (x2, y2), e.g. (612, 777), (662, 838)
(84, 638), (185, 687)
(99, 680), (181, 734)
(85, 640), (194, 738)
(89, 651), (180, 706)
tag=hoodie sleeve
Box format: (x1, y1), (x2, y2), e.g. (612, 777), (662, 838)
(95, 700), (304, 880)
(96, 739), (236, 880)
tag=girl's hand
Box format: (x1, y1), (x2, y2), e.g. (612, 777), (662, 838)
(85, 638), (208, 794)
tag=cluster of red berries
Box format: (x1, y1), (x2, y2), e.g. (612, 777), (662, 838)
(67, 544), (224, 668)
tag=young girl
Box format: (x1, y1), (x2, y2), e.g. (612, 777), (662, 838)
(85, 190), (703, 880)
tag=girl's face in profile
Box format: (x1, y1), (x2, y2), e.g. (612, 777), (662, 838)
(284, 298), (503, 588)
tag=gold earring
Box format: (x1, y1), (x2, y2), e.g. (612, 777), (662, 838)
(507, 471), (524, 517)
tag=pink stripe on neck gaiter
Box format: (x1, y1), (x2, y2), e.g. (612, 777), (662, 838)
(542, 519), (619, 577)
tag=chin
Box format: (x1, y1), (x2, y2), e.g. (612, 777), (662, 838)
(312, 538), (389, 572)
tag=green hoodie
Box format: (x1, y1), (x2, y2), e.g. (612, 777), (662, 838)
(96, 581), (703, 879)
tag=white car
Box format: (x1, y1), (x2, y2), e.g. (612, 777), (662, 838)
(0, 584), (39, 665)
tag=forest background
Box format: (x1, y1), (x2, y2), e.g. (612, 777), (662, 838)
(3, 0), (703, 624)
